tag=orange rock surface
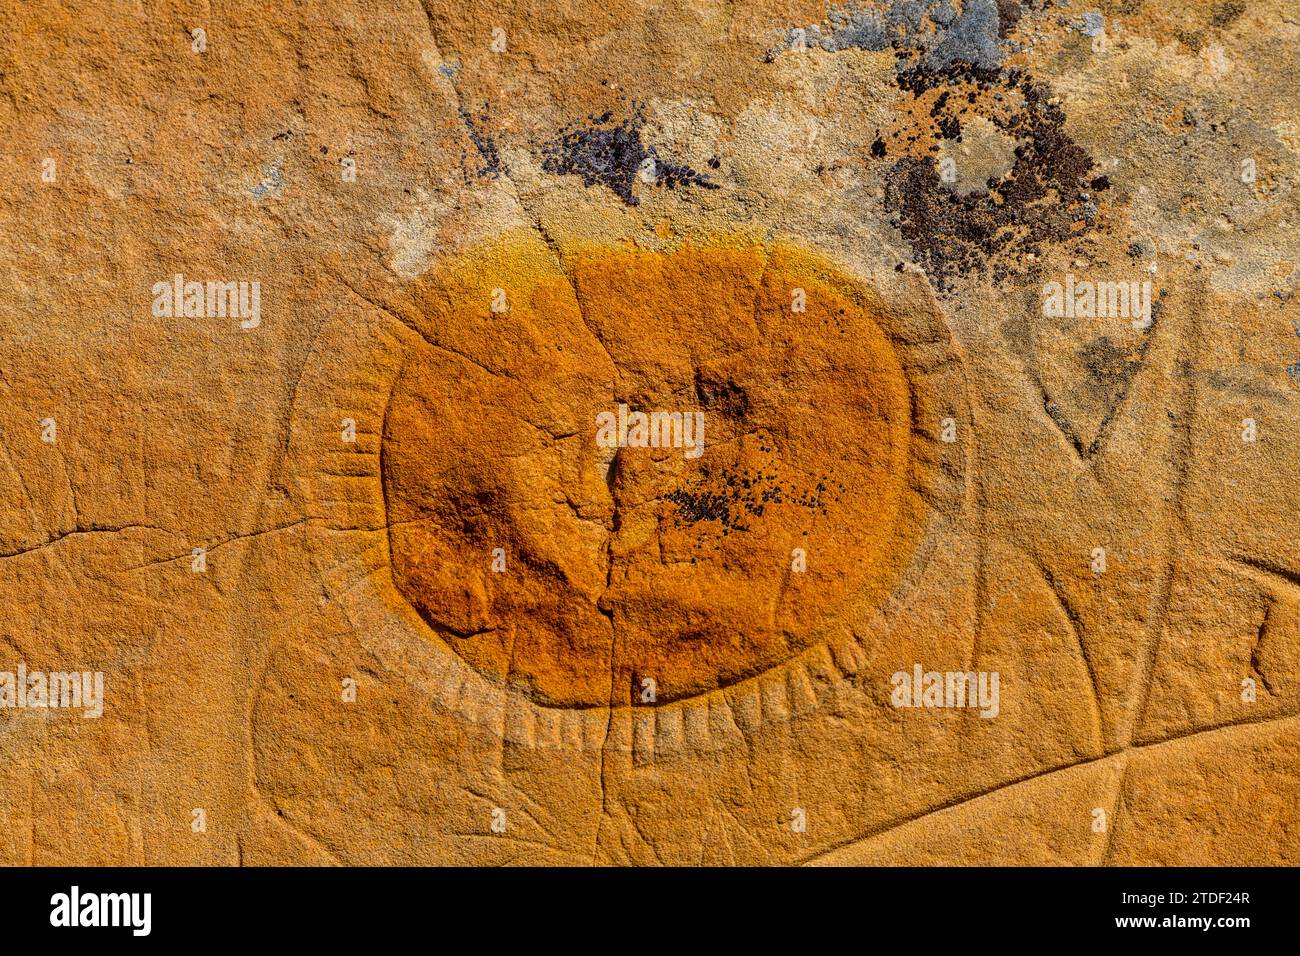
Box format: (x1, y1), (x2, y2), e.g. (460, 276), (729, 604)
(0, 0), (1296, 866)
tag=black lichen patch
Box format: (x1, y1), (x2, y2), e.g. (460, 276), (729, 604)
(540, 102), (717, 206)
(882, 67), (1106, 292)
(664, 444), (846, 554)
(994, 0), (1025, 38)
(895, 57), (1005, 98)
(460, 106), (504, 182)
(781, 3), (1104, 293)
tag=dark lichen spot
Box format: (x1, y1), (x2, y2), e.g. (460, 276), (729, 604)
(460, 106), (504, 182)
(883, 67), (1102, 292)
(540, 101), (717, 206)
(995, 0), (1025, 38)
(665, 451), (845, 547)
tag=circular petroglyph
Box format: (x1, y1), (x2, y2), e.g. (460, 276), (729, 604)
(288, 233), (968, 753)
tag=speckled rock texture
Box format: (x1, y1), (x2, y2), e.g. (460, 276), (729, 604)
(0, 0), (1296, 865)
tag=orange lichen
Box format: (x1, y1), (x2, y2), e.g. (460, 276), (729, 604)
(381, 236), (924, 707)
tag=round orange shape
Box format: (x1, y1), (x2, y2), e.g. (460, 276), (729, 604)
(381, 239), (924, 707)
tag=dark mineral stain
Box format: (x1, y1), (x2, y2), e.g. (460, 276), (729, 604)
(540, 101), (717, 206)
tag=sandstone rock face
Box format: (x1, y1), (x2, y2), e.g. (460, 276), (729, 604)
(0, 0), (1296, 865)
